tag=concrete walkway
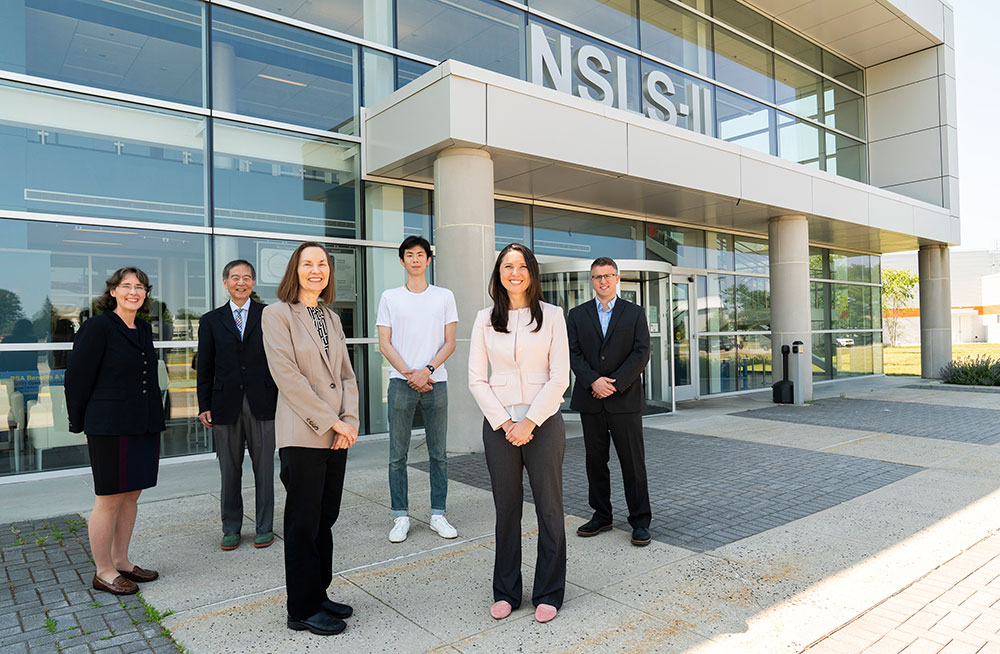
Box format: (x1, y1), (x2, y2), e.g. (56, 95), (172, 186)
(3, 375), (1000, 653)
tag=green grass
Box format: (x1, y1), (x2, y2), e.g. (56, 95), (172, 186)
(884, 344), (1000, 376)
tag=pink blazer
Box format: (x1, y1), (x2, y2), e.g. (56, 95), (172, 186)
(468, 302), (570, 431)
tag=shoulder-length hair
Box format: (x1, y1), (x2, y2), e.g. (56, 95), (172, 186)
(95, 267), (152, 313)
(276, 242), (335, 304)
(489, 243), (544, 334)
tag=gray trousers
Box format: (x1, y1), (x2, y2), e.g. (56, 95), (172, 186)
(215, 396), (275, 535)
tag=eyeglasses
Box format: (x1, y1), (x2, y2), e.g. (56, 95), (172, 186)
(117, 284), (147, 294)
(590, 274), (618, 282)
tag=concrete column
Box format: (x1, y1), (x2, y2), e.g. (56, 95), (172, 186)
(768, 215), (812, 403)
(918, 244), (952, 378)
(433, 148), (495, 453)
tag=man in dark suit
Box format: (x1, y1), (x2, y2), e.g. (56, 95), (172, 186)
(197, 260), (278, 551)
(567, 257), (653, 547)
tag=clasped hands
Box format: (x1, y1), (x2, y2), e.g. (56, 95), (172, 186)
(403, 367), (434, 393)
(501, 418), (536, 447)
(331, 419), (359, 450)
(591, 376), (617, 399)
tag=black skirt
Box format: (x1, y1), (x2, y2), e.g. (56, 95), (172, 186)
(87, 433), (161, 496)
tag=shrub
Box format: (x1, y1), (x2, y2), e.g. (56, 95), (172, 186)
(939, 355), (1000, 386)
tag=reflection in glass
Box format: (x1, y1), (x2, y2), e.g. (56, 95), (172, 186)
(809, 246), (827, 278)
(773, 24), (821, 71)
(639, 59), (714, 135)
(212, 120), (359, 238)
(824, 131), (867, 183)
(737, 333), (771, 390)
(831, 284), (872, 330)
(363, 48), (396, 107)
(646, 224), (706, 268)
(0, 81), (207, 226)
(812, 333), (832, 381)
(212, 7), (359, 134)
(831, 332), (874, 376)
(705, 231), (735, 271)
(823, 50), (863, 93)
(234, 0), (370, 42)
(6, 0), (204, 106)
(397, 0), (524, 78)
(397, 58), (433, 89)
(830, 251), (871, 282)
(774, 57), (821, 121)
(712, 0), (770, 44)
(533, 207), (643, 262)
(699, 335), (736, 394)
(811, 281), (830, 331)
(734, 275), (769, 331)
(532, 0), (639, 49)
(638, 0), (713, 77)
(703, 274), (734, 332)
(672, 282), (690, 386)
(823, 82), (865, 139)
(496, 201), (532, 251)
(777, 112), (820, 168)
(734, 237), (768, 274)
(716, 88), (773, 155)
(713, 27), (774, 102)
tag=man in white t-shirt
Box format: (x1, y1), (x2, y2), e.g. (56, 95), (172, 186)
(376, 236), (459, 543)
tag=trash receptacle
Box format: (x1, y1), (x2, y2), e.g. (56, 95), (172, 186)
(772, 344), (793, 404)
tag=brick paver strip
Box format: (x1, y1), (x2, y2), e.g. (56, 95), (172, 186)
(0, 514), (182, 653)
(736, 397), (1000, 444)
(420, 426), (921, 552)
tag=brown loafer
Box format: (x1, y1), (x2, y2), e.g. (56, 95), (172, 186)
(93, 574), (138, 596)
(117, 565), (159, 583)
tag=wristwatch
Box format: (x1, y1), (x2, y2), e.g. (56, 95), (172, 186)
(425, 364), (435, 373)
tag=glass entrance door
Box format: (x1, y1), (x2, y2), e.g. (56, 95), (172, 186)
(670, 277), (697, 401)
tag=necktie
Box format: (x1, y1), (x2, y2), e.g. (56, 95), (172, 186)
(235, 308), (244, 339)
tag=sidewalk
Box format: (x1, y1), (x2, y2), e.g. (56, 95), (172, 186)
(3, 375), (1000, 653)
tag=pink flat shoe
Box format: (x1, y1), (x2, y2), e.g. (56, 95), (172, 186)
(490, 600), (512, 620)
(535, 603), (557, 623)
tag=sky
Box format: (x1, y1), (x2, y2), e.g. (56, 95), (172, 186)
(950, 0), (998, 249)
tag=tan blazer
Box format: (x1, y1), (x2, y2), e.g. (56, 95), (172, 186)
(262, 302), (359, 449)
(468, 302), (570, 431)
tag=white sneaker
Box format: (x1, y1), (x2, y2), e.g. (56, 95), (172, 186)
(389, 516), (410, 543)
(430, 515), (458, 539)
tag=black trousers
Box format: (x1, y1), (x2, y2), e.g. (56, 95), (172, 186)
(581, 409), (651, 529)
(482, 413), (566, 609)
(278, 446), (348, 620)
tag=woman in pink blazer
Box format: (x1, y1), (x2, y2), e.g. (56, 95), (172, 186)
(468, 243), (570, 624)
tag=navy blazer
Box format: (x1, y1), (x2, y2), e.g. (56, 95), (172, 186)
(567, 297), (651, 414)
(65, 311), (166, 435)
(196, 300), (277, 425)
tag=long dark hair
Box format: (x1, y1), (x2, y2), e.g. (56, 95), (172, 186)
(489, 243), (544, 333)
(95, 267), (152, 313)
(276, 242), (335, 304)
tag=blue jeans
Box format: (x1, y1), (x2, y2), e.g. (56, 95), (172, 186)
(388, 378), (448, 517)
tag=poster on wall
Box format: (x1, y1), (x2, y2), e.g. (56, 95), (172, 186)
(257, 246), (355, 300)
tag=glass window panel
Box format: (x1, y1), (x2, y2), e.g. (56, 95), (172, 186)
(812, 333), (832, 381)
(831, 283), (849, 330)
(833, 332), (873, 376)
(495, 201), (532, 251)
(703, 273), (734, 332)
(873, 331), (883, 374)
(212, 120), (359, 238)
(773, 24), (820, 71)
(811, 281), (830, 331)
(737, 333), (771, 390)
(365, 182), (432, 244)
(4, 0), (204, 106)
(0, 82), (208, 227)
(734, 275), (768, 331)
(809, 246), (827, 278)
(831, 283), (870, 330)
(823, 50), (863, 93)
(712, 0), (771, 44)
(532, 208), (643, 262)
(777, 112), (821, 168)
(871, 255), (881, 285)
(822, 81), (865, 139)
(397, 0), (524, 78)
(830, 251), (870, 282)
(705, 231), (735, 270)
(775, 57), (821, 121)
(397, 58), (433, 89)
(529, 19), (641, 113)
(212, 7), (359, 134)
(531, 0), (639, 49)
(734, 236), (768, 273)
(824, 131), (867, 183)
(363, 48), (396, 107)
(872, 286), (882, 330)
(713, 28), (774, 102)
(646, 224), (706, 268)
(716, 88), (773, 155)
(233, 0), (372, 43)
(0, 219), (209, 347)
(699, 335), (737, 394)
(638, 0), (713, 76)
(214, 236), (362, 339)
(639, 59), (715, 136)
(676, 0), (710, 12)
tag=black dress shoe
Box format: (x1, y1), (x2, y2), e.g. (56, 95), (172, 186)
(321, 599), (353, 619)
(631, 527), (651, 547)
(287, 610), (347, 635)
(576, 518), (613, 537)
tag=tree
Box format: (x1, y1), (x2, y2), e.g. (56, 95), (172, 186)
(881, 268), (918, 346)
(0, 289), (25, 337)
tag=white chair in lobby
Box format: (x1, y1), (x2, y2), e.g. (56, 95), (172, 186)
(25, 384), (85, 470)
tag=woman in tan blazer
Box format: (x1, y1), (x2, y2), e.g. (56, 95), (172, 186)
(468, 243), (570, 624)
(261, 242), (359, 637)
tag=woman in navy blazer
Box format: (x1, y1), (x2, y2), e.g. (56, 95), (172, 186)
(65, 267), (165, 596)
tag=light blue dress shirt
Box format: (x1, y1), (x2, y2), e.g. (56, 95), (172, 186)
(596, 296), (617, 337)
(229, 299), (248, 339)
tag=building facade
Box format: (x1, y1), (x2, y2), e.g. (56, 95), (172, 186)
(0, 0), (957, 476)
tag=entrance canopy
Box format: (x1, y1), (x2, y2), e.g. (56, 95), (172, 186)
(364, 60), (956, 254)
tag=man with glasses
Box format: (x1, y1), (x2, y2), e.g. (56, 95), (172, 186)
(197, 259), (278, 551)
(566, 257), (653, 547)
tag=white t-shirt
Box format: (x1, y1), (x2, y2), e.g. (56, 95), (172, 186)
(376, 284), (459, 382)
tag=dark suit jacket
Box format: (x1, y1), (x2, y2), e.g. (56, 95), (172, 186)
(65, 311), (166, 435)
(567, 297), (651, 414)
(197, 300), (277, 425)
